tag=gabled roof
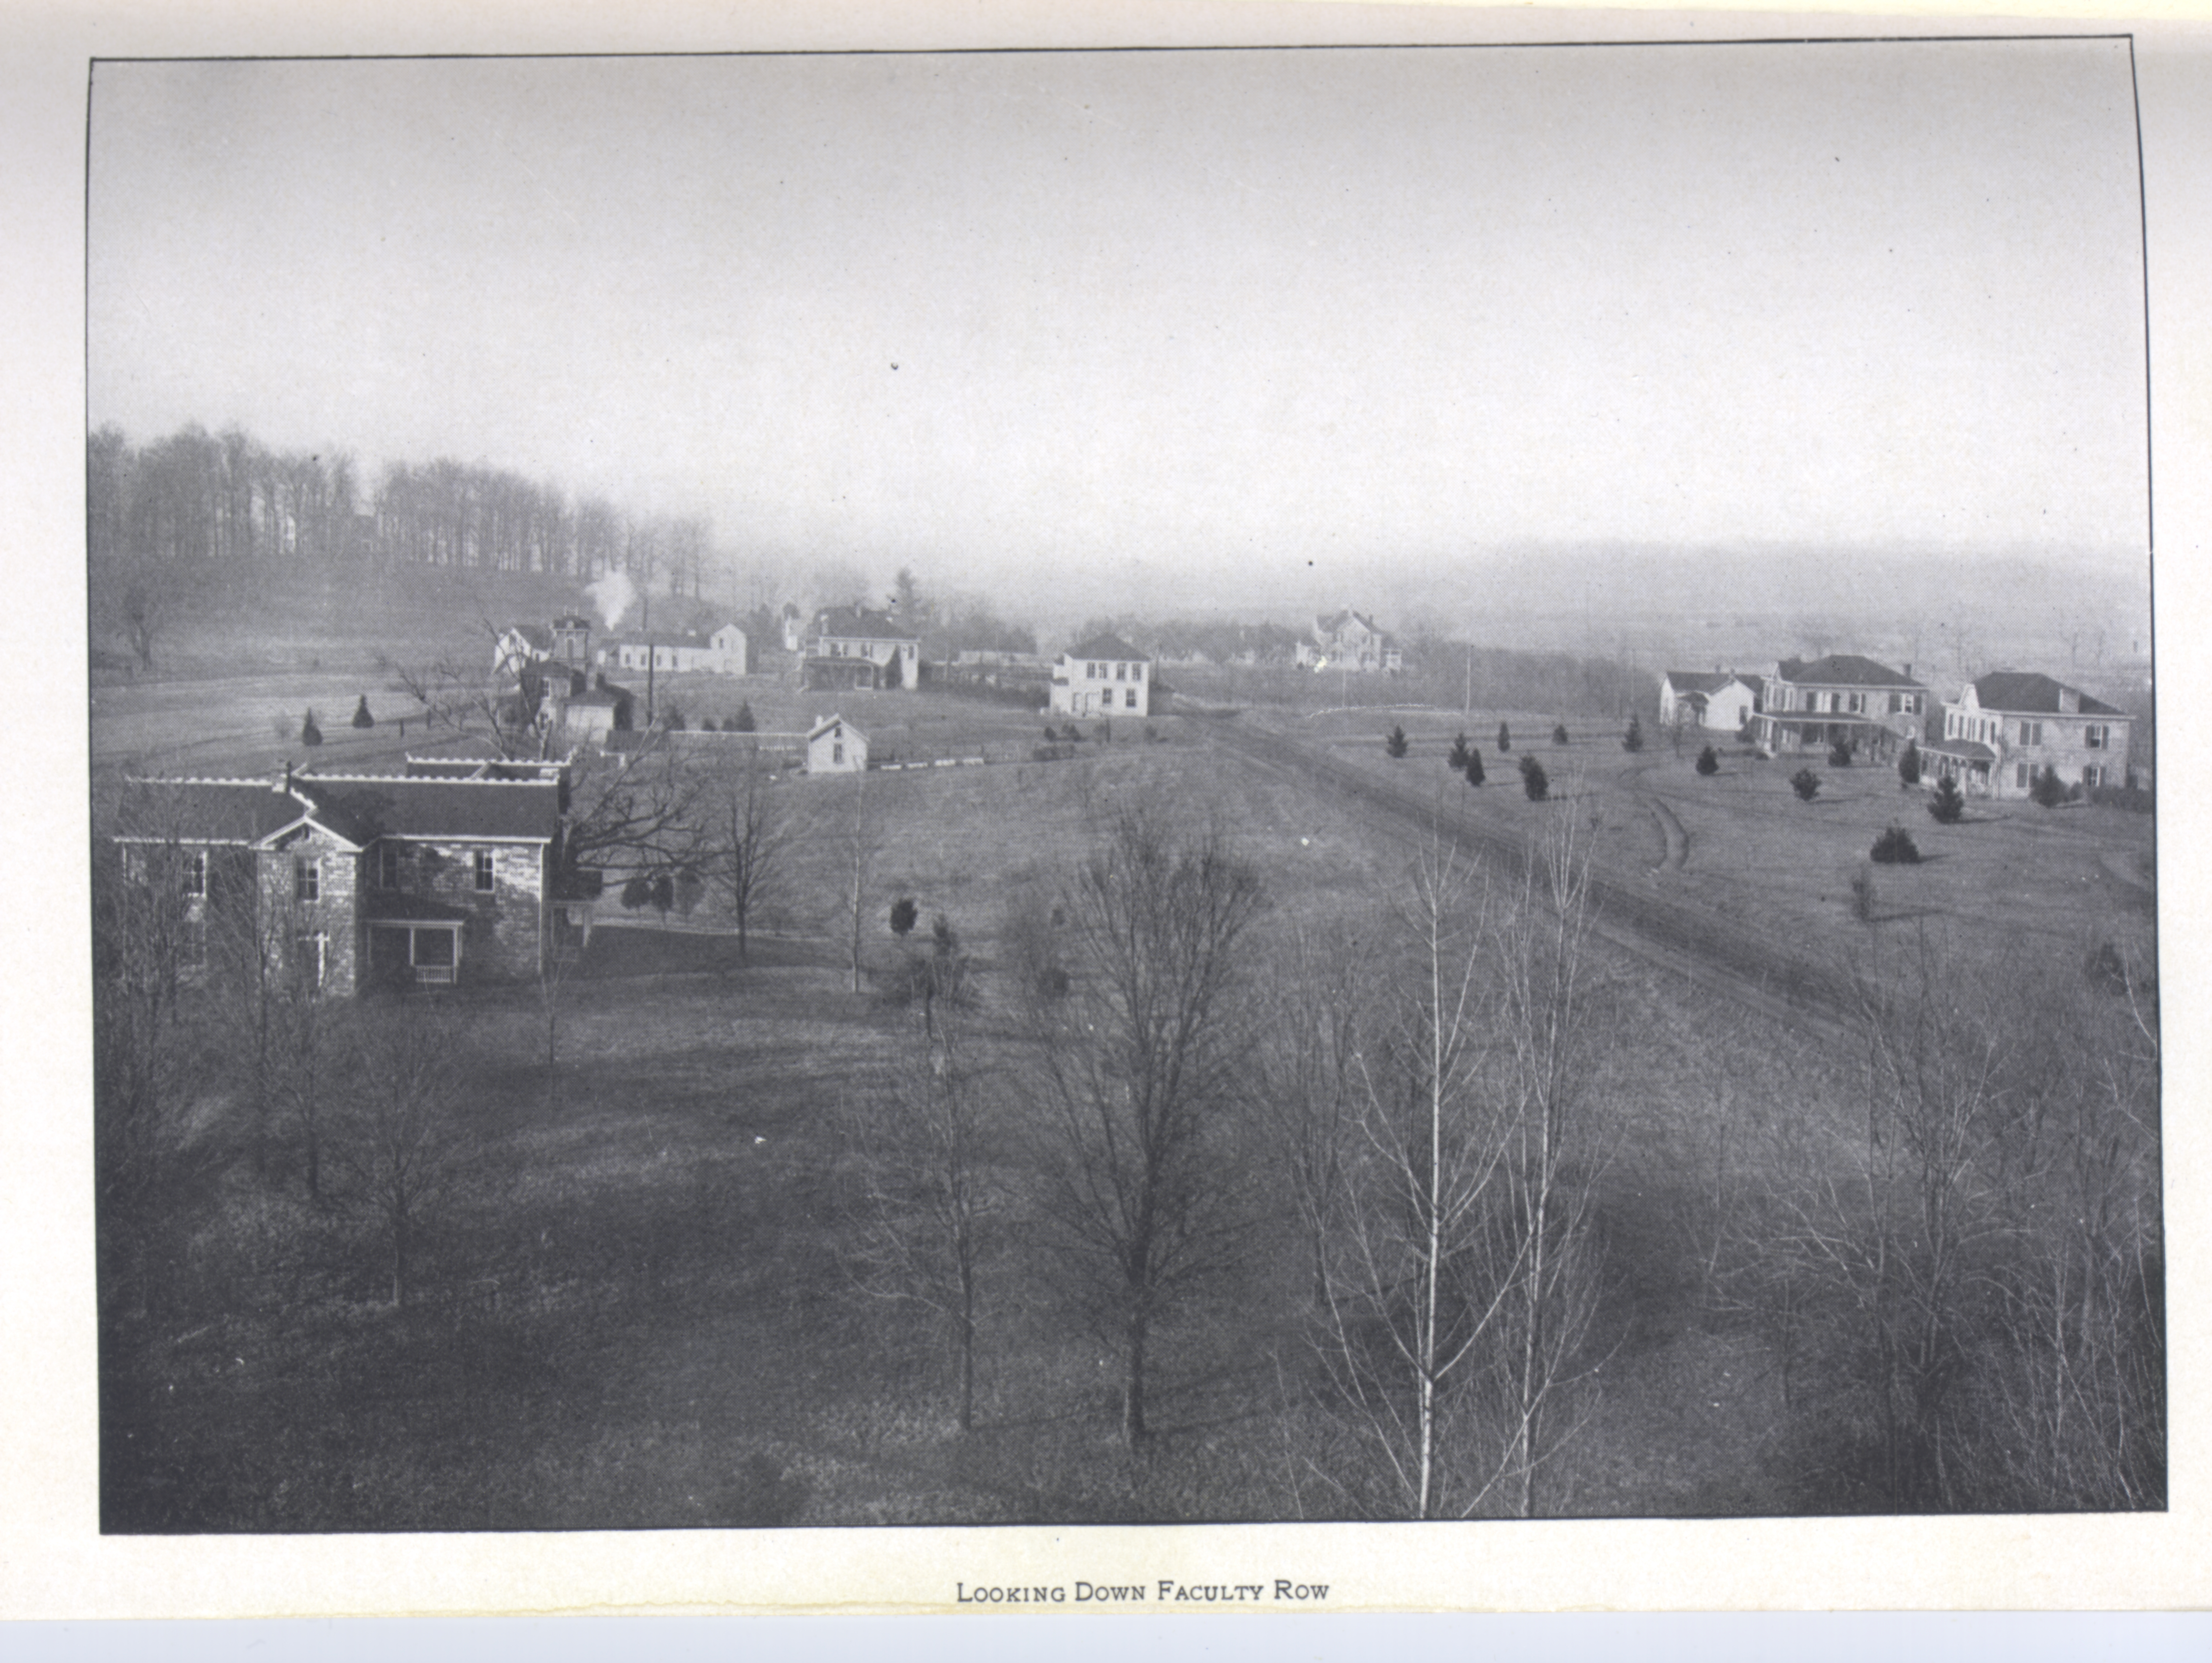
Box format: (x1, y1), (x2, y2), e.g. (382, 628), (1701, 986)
(116, 778), (301, 845)
(1064, 633), (1148, 663)
(1663, 670), (1748, 695)
(501, 624), (554, 650)
(816, 608), (915, 643)
(118, 773), (561, 846)
(1775, 654), (1923, 689)
(1317, 609), (1380, 635)
(807, 715), (866, 742)
(1970, 671), (2125, 717)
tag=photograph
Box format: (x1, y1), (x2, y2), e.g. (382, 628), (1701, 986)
(30, 0), (2205, 1618)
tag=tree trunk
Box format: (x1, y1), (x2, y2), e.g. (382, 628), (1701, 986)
(1122, 1312), (1149, 1445)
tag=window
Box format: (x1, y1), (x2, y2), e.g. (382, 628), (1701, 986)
(1132, 663), (1142, 682)
(2021, 721), (2042, 746)
(380, 844), (401, 890)
(1116, 662), (1126, 681)
(832, 742), (844, 765)
(2082, 764), (2102, 789)
(474, 850), (496, 892)
(1125, 687), (1137, 709)
(182, 850), (206, 898)
(2086, 724), (2108, 749)
(2017, 763), (2032, 788)
(295, 856), (319, 902)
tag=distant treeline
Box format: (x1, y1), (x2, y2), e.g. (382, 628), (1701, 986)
(88, 422), (716, 595)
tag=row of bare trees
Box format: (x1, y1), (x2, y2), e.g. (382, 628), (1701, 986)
(89, 422), (714, 592)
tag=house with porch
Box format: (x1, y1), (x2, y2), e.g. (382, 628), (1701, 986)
(1295, 609), (1404, 674)
(1050, 634), (1152, 718)
(1922, 672), (2135, 799)
(114, 764), (567, 995)
(1750, 655), (1927, 762)
(1659, 670), (1763, 734)
(803, 609), (920, 691)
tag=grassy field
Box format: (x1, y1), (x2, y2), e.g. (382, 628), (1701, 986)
(91, 594), (2160, 1527)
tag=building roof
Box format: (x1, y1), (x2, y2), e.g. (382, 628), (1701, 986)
(1775, 654), (1923, 689)
(1970, 671), (2126, 717)
(503, 624), (554, 651)
(1064, 633), (1149, 663)
(807, 715), (867, 742)
(119, 772), (562, 845)
(816, 608), (916, 643)
(1663, 670), (1748, 694)
(603, 629), (734, 653)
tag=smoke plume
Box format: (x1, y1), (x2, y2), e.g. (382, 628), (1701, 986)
(587, 570), (637, 632)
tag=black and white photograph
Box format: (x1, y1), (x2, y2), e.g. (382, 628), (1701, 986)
(18, 0), (2212, 1619)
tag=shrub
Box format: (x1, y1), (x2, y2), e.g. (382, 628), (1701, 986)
(351, 695), (374, 729)
(697, 715), (718, 732)
(1519, 754), (1549, 802)
(1385, 725), (1409, 759)
(889, 897), (918, 937)
(1897, 738), (1920, 786)
(1827, 739), (1853, 767)
(1928, 774), (1965, 824)
(1849, 865), (1877, 922)
(2088, 783), (2153, 814)
(300, 709), (323, 746)
(2030, 765), (2069, 808)
(620, 875), (654, 911)
(1553, 723), (1570, 747)
(732, 702), (757, 733)
(1695, 745), (1719, 775)
(1464, 748), (1484, 786)
(1871, 825), (1921, 864)
(664, 706), (687, 732)
(1622, 716), (1644, 753)
(1496, 722), (1512, 753)
(1096, 719), (1112, 745)
(1447, 732), (1471, 771)
(1790, 768), (1821, 802)
(650, 873), (675, 919)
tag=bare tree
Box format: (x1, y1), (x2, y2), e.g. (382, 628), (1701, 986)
(328, 1011), (477, 1309)
(1027, 806), (1264, 1444)
(842, 1008), (998, 1432)
(843, 768), (876, 994)
(1295, 812), (1604, 1519)
(694, 742), (805, 964)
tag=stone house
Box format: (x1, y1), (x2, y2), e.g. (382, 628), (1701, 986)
(114, 765), (566, 995)
(596, 624), (748, 677)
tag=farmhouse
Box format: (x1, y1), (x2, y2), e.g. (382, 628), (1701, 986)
(806, 715), (868, 774)
(1659, 670), (1763, 734)
(804, 609), (920, 691)
(1295, 609), (1403, 674)
(1923, 671), (2134, 799)
(1051, 634), (1152, 718)
(597, 624), (748, 677)
(114, 765), (568, 996)
(547, 676), (637, 738)
(1750, 655), (1926, 761)
(493, 615), (592, 679)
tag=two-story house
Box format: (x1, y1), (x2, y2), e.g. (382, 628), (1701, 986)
(1659, 670), (1764, 734)
(1922, 672), (2134, 799)
(803, 609), (920, 691)
(1750, 655), (1927, 761)
(1050, 634), (1152, 718)
(1296, 609), (1404, 674)
(114, 764), (568, 996)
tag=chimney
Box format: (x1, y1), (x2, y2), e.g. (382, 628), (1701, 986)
(274, 761), (294, 795)
(1903, 662), (1913, 680)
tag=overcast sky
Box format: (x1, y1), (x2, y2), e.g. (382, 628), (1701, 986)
(88, 41), (2150, 610)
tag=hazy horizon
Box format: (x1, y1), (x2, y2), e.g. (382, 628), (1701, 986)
(90, 41), (2152, 631)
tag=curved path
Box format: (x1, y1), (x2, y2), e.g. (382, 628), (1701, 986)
(1203, 716), (1853, 1044)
